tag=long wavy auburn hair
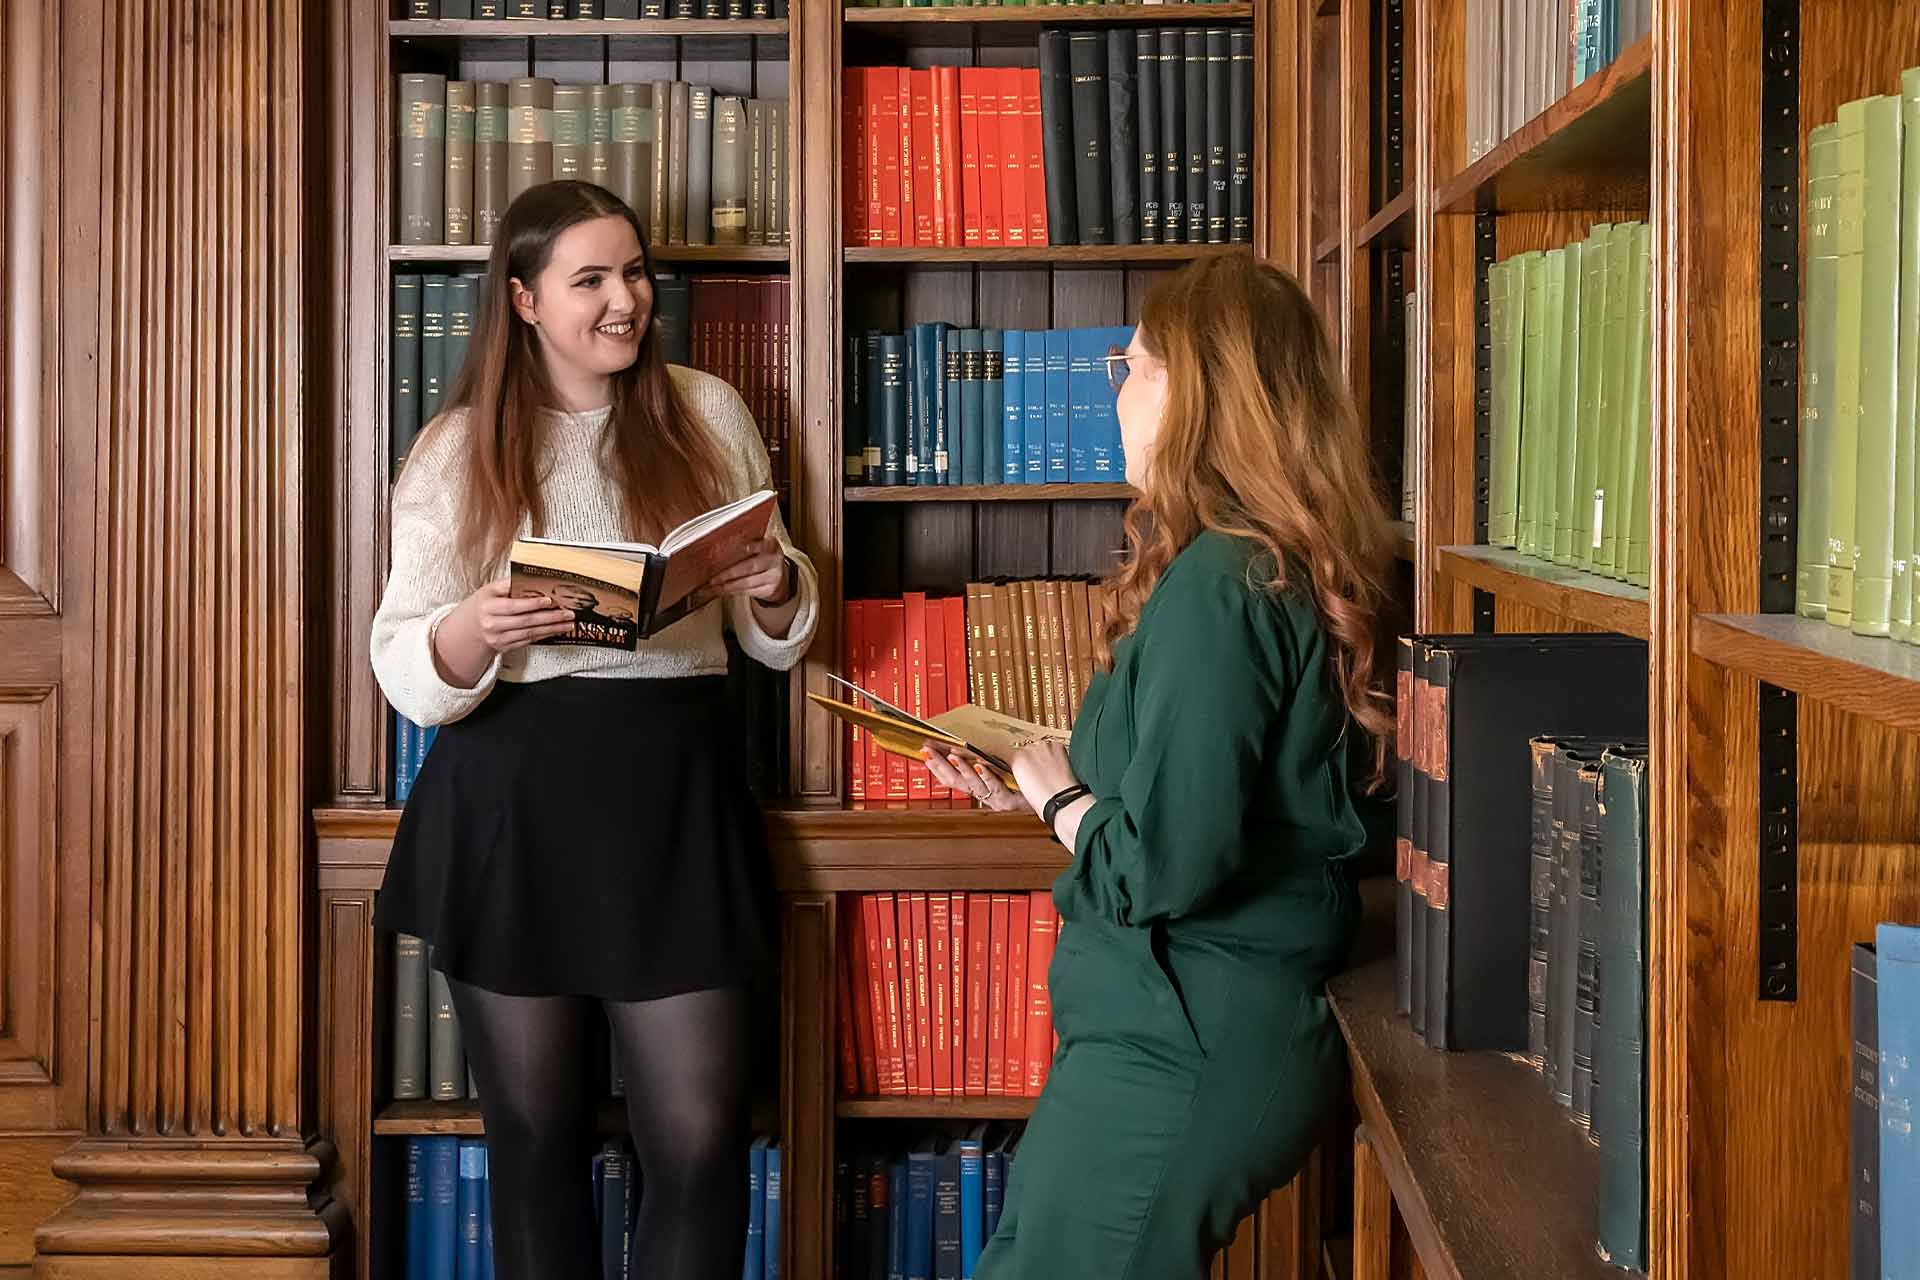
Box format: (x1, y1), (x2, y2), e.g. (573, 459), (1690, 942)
(411, 180), (729, 571)
(1103, 255), (1396, 785)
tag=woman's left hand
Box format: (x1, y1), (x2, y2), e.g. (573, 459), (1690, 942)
(689, 538), (792, 608)
(1008, 740), (1078, 811)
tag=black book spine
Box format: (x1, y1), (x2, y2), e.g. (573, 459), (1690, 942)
(1422, 645), (1455, 1050)
(1136, 30), (1161, 245)
(1158, 28), (1185, 244)
(1106, 29), (1139, 246)
(879, 332), (908, 486)
(1067, 32), (1112, 245)
(1229, 28), (1253, 244)
(419, 274), (448, 426)
(603, 0), (638, 15)
(1853, 943), (1882, 1280)
(1183, 29), (1206, 244)
(670, 0), (695, 15)
(863, 332), (884, 485)
(845, 333), (866, 488)
(1037, 31), (1080, 246)
(960, 329), (985, 486)
(548, 0), (567, 16)
(1408, 640), (1432, 1040)
(1204, 29), (1229, 244)
(1597, 748), (1650, 1271)
(1393, 637), (1415, 1017)
(390, 274), (423, 474)
(1573, 759), (1604, 1133)
(1548, 745), (1588, 1108)
(1526, 735), (1559, 1068)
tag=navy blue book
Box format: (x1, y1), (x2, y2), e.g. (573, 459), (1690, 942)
(982, 1129), (1011, 1241)
(1066, 328), (1096, 483)
(1101, 325), (1134, 478)
(1880, 923), (1920, 1276)
(863, 333), (885, 485)
(903, 334), (921, 485)
(1043, 330), (1071, 483)
(765, 1139), (783, 1279)
(944, 333), (966, 488)
(426, 1135), (459, 1280)
(1001, 330), (1025, 483)
(1022, 331), (1047, 483)
(889, 1160), (908, 1280)
(600, 1140), (631, 1280)
(746, 1136), (769, 1280)
(406, 1137), (432, 1280)
(905, 1139), (938, 1280)
(457, 1140), (487, 1280)
(481, 1152), (495, 1280)
(957, 1124), (986, 1277)
(1855, 942), (1881, 1280)
(981, 329), (1005, 487)
(910, 323), (944, 485)
(654, 274), (692, 367)
(932, 1147), (963, 1280)
(959, 330), (985, 486)
(932, 326), (952, 484)
(877, 333), (909, 486)
(870, 1155), (892, 1280)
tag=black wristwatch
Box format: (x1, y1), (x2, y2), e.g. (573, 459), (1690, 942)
(1041, 783), (1092, 842)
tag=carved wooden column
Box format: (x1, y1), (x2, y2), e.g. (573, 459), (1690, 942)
(25, 0), (341, 1272)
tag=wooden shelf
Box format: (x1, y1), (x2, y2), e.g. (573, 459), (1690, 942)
(1433, 37), (1652, 214)
(1692, 612), (1920, 735)
(836, 1096), (1036, 1120)
(375, 1098), (632, 1136)
(1390, 519), (1415, 562)
(845, 243), (1249, 266)
(1437, 545), (1649, 638)
(846, 4), (1251, 46)
(1329, 957), (1615, 1280)
(390, 18), (788, 38)
(847, 483), (1133, 503)
(388, 243), (789, 264)
(1354, 190), (1413, 251)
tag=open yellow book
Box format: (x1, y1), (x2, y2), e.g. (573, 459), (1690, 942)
(807, 673), (1069, 788)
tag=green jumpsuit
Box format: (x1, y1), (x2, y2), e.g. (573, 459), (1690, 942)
(977, 531), (1368, 1279)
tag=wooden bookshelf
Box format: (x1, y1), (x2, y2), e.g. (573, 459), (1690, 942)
(845, 244), (1252, 266)
(1315, 233), (1341, 265)
(1436, 545), (1650, 638)
(846, 483), (1134, 503)
(375, 1099), (632, 1137)
(1390, 519), (1415, 562)
(836, 1097), (1037, 1120)
(1354, 190), (1413, 251)
(388, 243), (791, 264)
(845, 2), (1255, 45)
(389, 18), (789, 38)
(1692, 613), (1920, 736)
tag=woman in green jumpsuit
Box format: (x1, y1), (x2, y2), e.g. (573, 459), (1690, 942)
(924, 256), (1395, 1278)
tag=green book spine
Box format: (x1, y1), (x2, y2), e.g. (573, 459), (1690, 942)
(1828, 98), (1869, 627)
(1596, 222), (1635, 578)
(1535, 249), (1567, 561)
(1554, 240), (1585, 565)
(551, 84), (589, 181)
(1897, 70), (1920, 642)
(1799, 122), (1840, 619)
(1518, 252), (1548, 556)
(1573, 224), (1614, 570)
(1488, 259), (1521, 546)
(396, 74), (447, 246)
(444, 275), (477, 399)
(1853, 95), (1904, 637)
(390, 274), (422, 474)
(1625, 223), (1654, 587)
(420, 274), (448, 427)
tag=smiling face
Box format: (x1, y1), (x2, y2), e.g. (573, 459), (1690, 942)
(1115, 325), (1170, 491)
(509, 214), (652, 404)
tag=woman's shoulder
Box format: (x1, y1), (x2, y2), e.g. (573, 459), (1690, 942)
(393, 406), (474, 505)
(669, 363), (751, 427)
(1151, 532), (1318, 648)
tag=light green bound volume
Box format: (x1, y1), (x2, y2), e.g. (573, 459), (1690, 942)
(1897, 70), (1920, 642)
(1535, 249), (1567, 564)
(1853, 94), (1905, 638)
(1489, 259), (1523, 547)
(1518, 252), (1550, 557)
(1573, 224), (1614, 570)
(1827, 98), (1870, 627)
(1799, 122), (1840, 619)
(1595, 222), (1636, 578)
(1555, 240), (1586, 566)
(1626, 223), (1654, 588)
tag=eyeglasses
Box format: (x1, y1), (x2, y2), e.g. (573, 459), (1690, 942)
(1104, 345), (1147, 394)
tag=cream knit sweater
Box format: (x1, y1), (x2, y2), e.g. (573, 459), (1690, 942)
(371, 366), (818, 728)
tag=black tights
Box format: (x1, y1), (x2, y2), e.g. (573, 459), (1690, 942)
(447, 979), (751, 1280)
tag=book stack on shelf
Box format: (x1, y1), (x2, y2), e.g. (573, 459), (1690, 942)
(1484, 224), (1653, 588)
(835, 1128), (1018, 1280)
(401, 2), (791, 22)
(838, 891), (1059, 1102)
(391, 714), (442, 805)
(1463, 0), (1653, 162)
(846, 324), (1132, 488)
(391, 934), (475, 1103)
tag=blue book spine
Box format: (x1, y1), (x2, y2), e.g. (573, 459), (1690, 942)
(945, 333), (967, 487)
(391, 712), (413, 805)
(746, 1137), (769, 1280)
(1881, 923), (1920, 1277)
(957, 1140), (984, 1277)
(1600, 0), (1617, 66)
(864, 333), (886, 485)
(412, 717), (434, 789)
(1022, 332), (1048, 483)
(959, 330), (985, 486)
(889, 1161), (909, 1280)
(601, 1144), (628, 1280)
(932, 1151), (962, 1280)
(1101, 325), (1133, 478)
(765, 1141), (782, 1280)
(911, 323), (939, 485)
(1068, 328), (1099, 482)
(1856, 943), (1882, 1280)
(1043, 330), (1071, 483)
(982, 1153), (1004, 1241)
(427, 1136), (459, 1280)
(406, 1137), (433, 1280)
(457, 1140), (487, 1280)
(933, 324), (952, 484)
(480, 1150), (495, 1280)
(904, 338), (922, 485)
(906, 1151), (936, 1280)
(981, 329), (1005, 487)
(1000, 331), (1024, 483)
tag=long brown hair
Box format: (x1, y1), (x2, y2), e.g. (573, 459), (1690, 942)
(417, 180), (728, 569)
(1105, 255), (1396, 783)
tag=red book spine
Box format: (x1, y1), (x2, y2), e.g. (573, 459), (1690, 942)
(778, 276), (792, 484)
(1003, 892), (1030, 1099)
(846, 899), (878, 1093)
(975, 80), (1003, 248)
(909, 69), (936, 247)
(943, 595), (971, 807)
(964, 892), (990, 1095)
(1023, 892), (1059, 1096)
(948, 891), (967, 1089)
(879, 69), (904, 247)
(927, 67), (950, 246)
(842, 70), (865, 246)
(846, 600), (865, 805)
(1021, 68), (1048, 245)
(862, 602), (888, 803)
(903, 592), (931, 802)
(923, 597), (951, 802)
(958, 69), (984, 248)
(930, 893), (953, 1098)
(836, 908), (859, 1096)
(997, 68), (1027, 247)
(872, 893), (907, 1096)
(878, 599), (909, 802)
(892, 893), (919, 1092)
(986, 892), (1010, 1095)
(936, 67), (963, 248)
(895, 68), (915, 251)
(909, 892), (933, 1096)
(864, 68), (887, 245)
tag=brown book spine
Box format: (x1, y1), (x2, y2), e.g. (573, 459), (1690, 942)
(649, 82), (673, 243)
(981, 583), (1006, 713)
(474, 81), (508, 245)
(747, 100), (768, 247)
(587, 83), (614, 195)
(686, 85), (713, 246)
(711, 96), (748, 245)
(552, 84), (589, 181)
(610, 83), (652, 229)
(1070, 581), (1096, 715)
(963, 583), (990, 708)
(1057, 579), (1082, 723)
(669, 81), (691, 245)
(1044, 581), (1071, 729)
(842, 71), (866, 247)
(507, 77), (555, 206)
(397, 74), (448, 246)
(1018, 580), (1044, 723)
(770, 100), (789, 247)
(444, 82), (475, 246)
(988, 583), (1017, 720)
(1034, 581), (1060, 728)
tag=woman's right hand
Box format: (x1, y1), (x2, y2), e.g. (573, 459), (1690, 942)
(922, 744), (1028, 813)
(431, 581), (579, 688)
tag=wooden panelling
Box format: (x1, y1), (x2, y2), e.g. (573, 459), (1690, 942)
(1, 0), (56, 616)
(781, 894), (835, 1280)
(0, 690), (56, 1104)
(0, 1137), (72, 1267)
(316, 891), (376, 1280)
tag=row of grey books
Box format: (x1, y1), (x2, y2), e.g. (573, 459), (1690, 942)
(1393, 633), (1650, 1271)
(1464, 0), (1653, 163)
(401, 1), (789, 17)
(396, 75), (791, 249)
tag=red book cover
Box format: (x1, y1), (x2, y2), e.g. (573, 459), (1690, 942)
(878, 68), (904, 247)
(942, 595), (972, 808)
(930, 892), (953, 1098)
(778, 276), (792, 482)
(997, 68), (1028, 246)
(908, 891), (933, 1096)
(985, 892), (1010, 1095)
(878, 598), (909, 802)
(948, 891), (967, 1088)
(891, 893), (920, 1092)
(923, 597), (951, 802)
(1003, 892), (1030, 1100)
(861, 601), (888, 804)
(864, 67), (889, 246)
(934, 66), (963, 247)
(957, 68), (984, 248)
(927, 67), (951, 246)
(1024, 892), (1059, 1096)
(836, 909), (858, 1096)
(871, 893), (907, 1096)
(846, 899), (878, 1093)
(895, 68), (915, 251)
(975, 81), (1003, 248)
(842, 70), (866, 247)
(964, 892), (990, 1095)
(1020, 68), (1048, 245)
(903, 592), (931, 802)
(846, 600), (865, 806)
(909, 69), (936, 246)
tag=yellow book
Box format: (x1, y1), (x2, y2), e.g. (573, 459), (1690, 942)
(809, 675), (1068, 788)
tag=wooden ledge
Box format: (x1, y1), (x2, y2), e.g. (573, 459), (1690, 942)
(1437, 545), (1649, 638)
(1692, 612), (1920, 735)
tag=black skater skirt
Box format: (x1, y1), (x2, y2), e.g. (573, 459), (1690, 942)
(373, 675), (776, 1001)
